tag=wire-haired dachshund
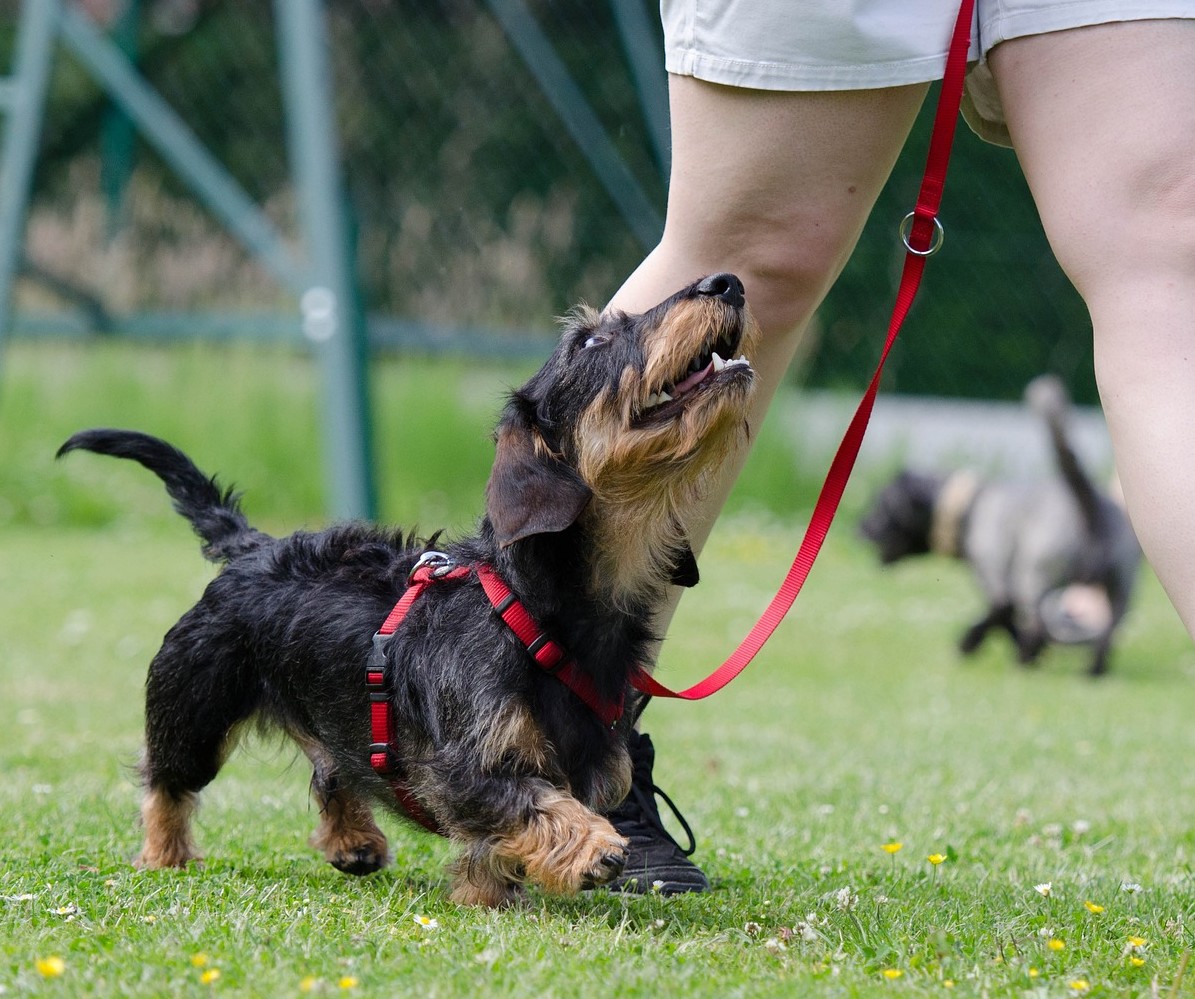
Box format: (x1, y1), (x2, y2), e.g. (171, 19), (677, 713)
(58, 273), (758, 906)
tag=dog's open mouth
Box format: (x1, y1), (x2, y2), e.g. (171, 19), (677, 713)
(638, 323), (751, 422)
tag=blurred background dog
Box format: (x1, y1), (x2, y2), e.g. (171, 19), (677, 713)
(858, 375), (1140, 675)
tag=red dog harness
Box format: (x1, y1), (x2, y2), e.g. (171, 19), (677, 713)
(366, 552), (629, 830)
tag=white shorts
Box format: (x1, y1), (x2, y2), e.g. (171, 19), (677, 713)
(661, 0), (1195, 144)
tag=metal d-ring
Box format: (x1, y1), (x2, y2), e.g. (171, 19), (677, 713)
(899, 212), (945, 257)
(409, 550), (454, 582)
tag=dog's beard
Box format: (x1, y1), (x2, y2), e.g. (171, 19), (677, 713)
(574, 372), (753, 608)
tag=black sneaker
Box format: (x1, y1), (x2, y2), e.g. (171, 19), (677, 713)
(605, 729), (709, 894)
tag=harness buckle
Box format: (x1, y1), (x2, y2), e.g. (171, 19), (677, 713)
(409, 550), (456, 583)
(368, 632), (392, 682)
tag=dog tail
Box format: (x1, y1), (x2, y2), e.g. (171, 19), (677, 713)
(57, 428), (268, 562)
(1023, 375), (1102, 533)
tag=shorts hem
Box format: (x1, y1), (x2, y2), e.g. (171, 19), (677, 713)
(665, 49), (967, 91)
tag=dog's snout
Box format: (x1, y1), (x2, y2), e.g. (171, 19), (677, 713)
(696, 273), (745, 308)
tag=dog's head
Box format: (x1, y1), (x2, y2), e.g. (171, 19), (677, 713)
(485, 274), (758, 594)
(858, 470), (941, 564)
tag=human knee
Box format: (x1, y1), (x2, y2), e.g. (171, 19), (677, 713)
(708, 223), (861, 337)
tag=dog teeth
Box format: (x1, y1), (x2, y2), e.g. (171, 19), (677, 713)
(645, 390), (673, 409)
(712, 352), (749, 373)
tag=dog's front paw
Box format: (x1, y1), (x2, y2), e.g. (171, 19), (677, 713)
(527, 811), (629, 895)
(579, 834), (629, 889)
(328, 843), (389, 877)
(310, 816), (390, 877)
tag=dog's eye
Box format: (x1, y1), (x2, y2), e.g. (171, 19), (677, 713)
(582, 333), (610, 349)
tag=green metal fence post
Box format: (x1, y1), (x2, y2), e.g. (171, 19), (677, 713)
(274, 0), (377, 521)
(100, 0), (140, 238)
(0, 0), (60, 351)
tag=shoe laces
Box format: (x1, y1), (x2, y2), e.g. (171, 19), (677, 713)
(608, 730), (697, 857)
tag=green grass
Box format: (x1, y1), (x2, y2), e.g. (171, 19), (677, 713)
(3, 341), (1195, 996)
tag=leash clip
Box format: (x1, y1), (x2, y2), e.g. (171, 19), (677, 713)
(408, 550), (455, 583)
(899, 211), (945, 256)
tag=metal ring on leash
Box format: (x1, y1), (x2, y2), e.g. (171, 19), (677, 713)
(898, 212), (945, 257)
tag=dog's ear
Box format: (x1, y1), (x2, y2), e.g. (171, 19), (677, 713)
(486, 405), (592, 548)
(668, 535), (700, 587)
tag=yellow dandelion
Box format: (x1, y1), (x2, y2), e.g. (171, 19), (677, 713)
(200, 968), (221, 985)
(944, 980), (955, 988)
(1028, 968), (1040, 978)
(191, 953), (211, 967)
(928, 853), (946, 865)
(299, 976), (319, 992)
(1127, 935), (1146, 949)
(1130, 957), (1145, 968)
(882, 968), (903, 980)
(1047, 938), (1065, 951)
(339, 976), (359, 990)
(881, 841), (903, 855)
(35, 956), (66, 978)
(1069, 980), (1090, 992)
(1083, 900), (1104, 914)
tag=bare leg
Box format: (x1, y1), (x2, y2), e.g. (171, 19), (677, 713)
(991, 21), (1195, 638)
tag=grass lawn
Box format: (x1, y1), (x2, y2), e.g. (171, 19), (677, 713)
(2, 341), (1194, 996)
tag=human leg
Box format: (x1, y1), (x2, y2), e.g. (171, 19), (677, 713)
(605, 75), (926, 892)
(990, 19), (1195, 639)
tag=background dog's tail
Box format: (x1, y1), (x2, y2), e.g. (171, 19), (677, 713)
(57, 428), (268, 562)
(1023, 375), (1102, 532)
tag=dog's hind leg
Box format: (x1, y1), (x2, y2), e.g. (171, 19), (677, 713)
(1089, 575), (1135, 677)
(138, 786), (201, 870)
(1013, 618), (1048, 666)
(302, 743), (390, 876)
(959, 603), (1015, 656)
(1087, 634), (1113, 677)
(136, 614), (259, 869)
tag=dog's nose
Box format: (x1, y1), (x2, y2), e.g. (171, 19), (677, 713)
(696, 273), (745, 308)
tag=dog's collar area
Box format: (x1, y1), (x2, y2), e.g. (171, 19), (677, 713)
(930, 471), (982, 558)
(367, 554), (628, 830)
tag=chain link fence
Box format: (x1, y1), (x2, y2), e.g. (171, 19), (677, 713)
(4, 0), (1096, 402)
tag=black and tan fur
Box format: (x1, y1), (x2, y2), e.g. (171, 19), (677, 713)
(58, 273), (758, 906)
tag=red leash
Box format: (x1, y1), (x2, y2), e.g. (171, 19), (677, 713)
(632, 0), (975, 703)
